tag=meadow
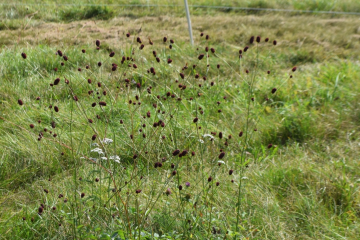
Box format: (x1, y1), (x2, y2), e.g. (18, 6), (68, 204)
(1, 1), (360, 239)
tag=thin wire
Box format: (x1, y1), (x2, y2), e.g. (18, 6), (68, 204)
(0, 3), (360, 16)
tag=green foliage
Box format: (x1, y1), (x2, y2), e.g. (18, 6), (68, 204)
(60, 6), (114, 21)
(1, 4), (360, 239)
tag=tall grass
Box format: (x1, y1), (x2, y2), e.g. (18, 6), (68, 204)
(1, 31), (303, 238)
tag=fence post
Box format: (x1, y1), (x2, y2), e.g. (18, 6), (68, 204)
(184, 0), (194, 46)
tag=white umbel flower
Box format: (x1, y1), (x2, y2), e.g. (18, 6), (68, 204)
(203, 134), (214, 140)
(101, 138), (113, 144)
(91, 148), (104, 155)
(109, 155), (120, 163)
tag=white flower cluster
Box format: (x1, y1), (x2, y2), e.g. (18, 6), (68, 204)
(101, 138), (113, 144)
(91, 148), (104, 155)
(84, 138), (120, 164)
(109, 155), (120, 163)
(203, 134), (214, 140)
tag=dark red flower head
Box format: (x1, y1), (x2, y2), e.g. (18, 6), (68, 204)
(163, 37), (167, 42)
(18, 99), (23, 105)
(96, 40), (101, 47)
(292, 66), (297, 72)
(179, 150), (188, 157)
(21, 52), (27, 59)
(54, 78), (60, 85)
(250, 36), (255, 44)
(198, 54), (205, 60)
(273, 40), (277, 45)
(265, 38), (269, 42)
(172, 149), (180, 156)
(271, 88), (277, 94)
(109, 51), (115, 57)
(256, 36), (261, 43)
(244, 46), (249, 52)
(219, 132), (223, 139)
(219, 152), (225, 159)
(92, 134), (97, 141)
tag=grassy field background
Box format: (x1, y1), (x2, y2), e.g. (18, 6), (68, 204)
(1, 0), (360, 239)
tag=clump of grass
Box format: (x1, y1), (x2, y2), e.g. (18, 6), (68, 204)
(60, 6), (114, 21)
